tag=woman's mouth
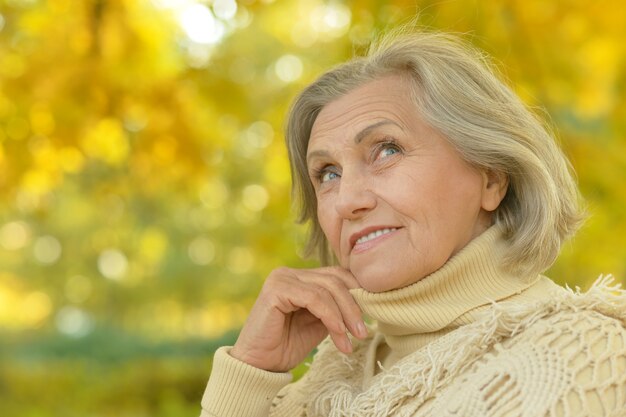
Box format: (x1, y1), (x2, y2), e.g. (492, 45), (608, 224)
(350, 227), (401, 253)
(355, 227), (398, 245)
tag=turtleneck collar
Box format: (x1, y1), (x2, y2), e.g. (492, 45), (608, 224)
(350, 225), (539, 338)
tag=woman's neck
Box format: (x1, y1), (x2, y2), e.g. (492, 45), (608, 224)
(349, 225), (553, 368)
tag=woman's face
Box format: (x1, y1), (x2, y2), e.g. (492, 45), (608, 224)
(307, 74), (502, 292)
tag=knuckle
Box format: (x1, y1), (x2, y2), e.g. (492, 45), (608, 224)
(266, 266), (291, 283)
(262, 275), (286, 295)
(272, 266), (292, 276)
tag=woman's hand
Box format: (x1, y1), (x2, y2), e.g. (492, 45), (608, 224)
(230, 266), (367, 373)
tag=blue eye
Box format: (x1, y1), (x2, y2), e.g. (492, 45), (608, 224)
(376, 142), (401, 160)
(380, 146), (399, 158)
(321, 170), (340, 183)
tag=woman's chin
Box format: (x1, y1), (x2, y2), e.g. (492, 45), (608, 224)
(350, 259), (438, 292)
(351, 266), (410, 293)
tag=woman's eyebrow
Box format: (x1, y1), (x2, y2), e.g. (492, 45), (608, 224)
(307, 119), (404, 164)
(354, 119), (402, 144)
(306, 148), (330, 166)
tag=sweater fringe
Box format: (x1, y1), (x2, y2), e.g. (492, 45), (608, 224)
(305, 275), (626, 417)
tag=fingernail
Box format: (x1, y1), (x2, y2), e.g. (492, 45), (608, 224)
(356, 321), (367, 338)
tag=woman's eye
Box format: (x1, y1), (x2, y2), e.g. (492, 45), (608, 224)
(321, 170), (340, 183)
(376, 143), (401, 160)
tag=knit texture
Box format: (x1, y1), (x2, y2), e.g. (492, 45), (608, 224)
(200, 227), (626, 417)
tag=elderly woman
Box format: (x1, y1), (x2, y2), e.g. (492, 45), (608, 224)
(200, 30), (626, 416)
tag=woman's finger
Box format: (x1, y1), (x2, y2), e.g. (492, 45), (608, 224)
(276, 277), (348, 334)
(299, 268), (367, 339)
(316, 266), (361, 289)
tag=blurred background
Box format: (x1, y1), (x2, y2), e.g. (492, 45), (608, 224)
(0, 0), (624, 415)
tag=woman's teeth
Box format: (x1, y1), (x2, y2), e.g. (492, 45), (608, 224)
(356, 228), (397, 245)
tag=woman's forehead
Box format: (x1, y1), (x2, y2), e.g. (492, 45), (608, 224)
(310, 76), (416, 142)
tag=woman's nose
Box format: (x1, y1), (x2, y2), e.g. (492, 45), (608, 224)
(334, 169), (377, 219)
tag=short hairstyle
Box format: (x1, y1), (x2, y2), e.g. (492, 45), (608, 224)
(285, 29), (585, 277)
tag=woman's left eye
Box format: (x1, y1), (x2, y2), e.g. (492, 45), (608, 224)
(376, 142), (401, 160)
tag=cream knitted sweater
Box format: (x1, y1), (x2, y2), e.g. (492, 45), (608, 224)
(201, 227), (626, 416)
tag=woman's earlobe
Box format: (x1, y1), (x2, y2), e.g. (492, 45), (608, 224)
(481, 170), (509, 212)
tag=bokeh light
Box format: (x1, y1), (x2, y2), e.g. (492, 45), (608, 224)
(97, 249), (129, 281)
(227, 246), (255, 274)
(0, 221), (31, 250)
(55, 306), (94, 338)
(237, 120), (275, 158)
(213, 0), (238, 20)
(310, 3), (352, 39)
(188, 237), (216, 265)
(242, 184), (269, 212)
(275, 54), (304, 83)
(33, 235), (62, 265)
(179, 3), (225, 44)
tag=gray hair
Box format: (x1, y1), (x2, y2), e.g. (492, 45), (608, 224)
(285, 29), (585, 277)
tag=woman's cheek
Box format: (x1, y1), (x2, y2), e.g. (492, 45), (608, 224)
(329, 221), (344, 261)
(317, 202), (339, 250)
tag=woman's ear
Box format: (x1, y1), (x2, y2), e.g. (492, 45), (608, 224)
(481, 169), (509, 212)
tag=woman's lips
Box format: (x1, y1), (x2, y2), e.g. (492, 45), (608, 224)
(350, 227), (401, 254)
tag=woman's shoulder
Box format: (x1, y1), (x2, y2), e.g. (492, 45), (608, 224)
(425, 276), (626, 416)
(500, 275), (626, 340)
(509, 292), (626, 347)
(490, 275), (626, 385)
